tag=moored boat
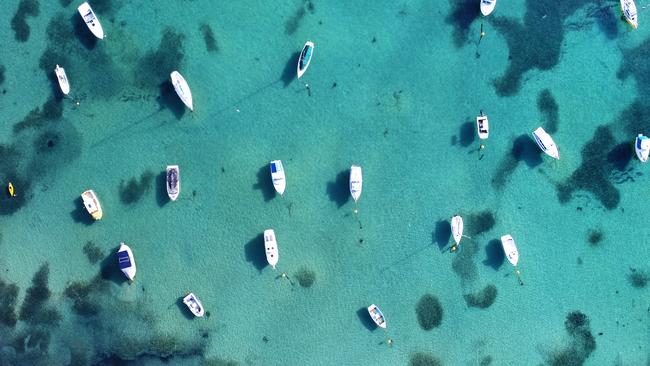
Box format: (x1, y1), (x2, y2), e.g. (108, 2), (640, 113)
(116, 242), (136, 281)
(476, 110), (489, 140)
(264, 229), (279, 269)
(532, 127), (560, 159)
(77, 2), (105, 39)
(270, 160), (286, 196)
(367, 304), (386, 329)
(7, 182), (15, 197)
(500, 234), (519, 266)
(349, 165), (363, 203)
(170, 71), (194, 111)
(166, 165), (180, 201)
(297, 41), (314, 79)
(182, 293), (205, 317)
(480, 0), (497, 16)
(54, 65), (70, 95)
(620, 0), (638, 29)
(635, 134), (650, 162)
(81, 189), (103, 220)
(450, 215), (464, 247)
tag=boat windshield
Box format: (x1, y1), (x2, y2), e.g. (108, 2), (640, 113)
(83, 10), (96, 22)
(300, 46), (312, 68)
(271, 163), (278, 173)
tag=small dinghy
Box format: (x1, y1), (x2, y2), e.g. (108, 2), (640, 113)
(170, 71), (194, 111)
(182, 293), (205, 317)
(349, 165), (363, 203)
(450, 215), (464, 251)
(116, 242), (136, 281)
(7, 182), (15, 197)
(620, 0), (638, 29)
(77, 2), (105, 39)
(367, 304), (386, 329)
(270, 160), (286, 196)
(81, 189), (103, 220)
(297, 41), (314, 79)
(476, 110), (489, 140)
(480, 0), (497, 16)
(635, 134), (650, 162)
(54, 65), (70, 95)
(532, 127), (560, 159)
(500, 234), (519, 266)
(264, 229), (279, 269)
(166, 165), (180, 201)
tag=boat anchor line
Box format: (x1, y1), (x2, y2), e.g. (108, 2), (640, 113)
(514, 267), (524, 286)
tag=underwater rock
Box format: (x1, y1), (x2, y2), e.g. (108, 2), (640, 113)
(537, 89), (559, 134)
(13, 99), (63, 133)
(64, 277), (106, 316)
(200, 24), (218, 52)
(119, 171), (154, 204)
(586, 229), (603, 247)
(466, 211), (496, 236)
(59, 0), (72, 6)
(295, 267), (316, 288)
(463, 284), (497, 309)
(19, 263), (61, 325)
(285, 4), (306, 35)
(416, 294), (443, 330)
(444, 0), (480, 48)
(83, 241), (104, 264)
(410, 352), (443, 366)
(0, 277), (20, 327)
(204, 358), (239, 366)
(136, 28), (185, 89)
(10, 0), (40, 42)
(546, 310), (596, 366)
(0, 65), (5, 85)
(627, 268), (649, 288)
(479, 355), (493, 366)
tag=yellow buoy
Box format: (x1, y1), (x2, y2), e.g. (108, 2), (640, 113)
(8, 182), (15, 197)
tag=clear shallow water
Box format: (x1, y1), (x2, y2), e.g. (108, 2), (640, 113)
(0, 0), (649, 365)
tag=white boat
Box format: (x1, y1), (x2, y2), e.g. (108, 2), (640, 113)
(81, 189), (103, 220)
(450, 215), (464, 246)
(532, 127), (560, 159)
(476, 110), (489, 140)
(77, 2), (105, 39)
(367, 304), (386, 329)
(621, 0), (638, 29)
(170, 71), (193, 111)
(264, 229), (279, 269)
(182, 293), (205, 317)
(349, 165), (363, 203)
(54, 65), (70, 95)
(480, 0), (497, 16)
(635, 134), (650, 162)
(116, 242), (136, 281)
(500, 234), (519, 266)
(297, 41), (314, 79)
(269, 160), (286, 196)
(166, 165), (180, 201)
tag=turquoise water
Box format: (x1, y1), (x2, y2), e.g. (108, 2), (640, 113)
(1, 0), (649, 365)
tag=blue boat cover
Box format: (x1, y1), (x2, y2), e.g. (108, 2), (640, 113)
(271, 162), (278, 173)
(117, 250), (132, 269)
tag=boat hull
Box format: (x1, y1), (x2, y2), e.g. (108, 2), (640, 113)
(450, 215), (463, 245)
(349, 165), (363, 203)
(166, 165), (180, 201)
(7, 182), (15, 197)
(480, 0), (497, 16)
(270, 160), (286, 196)
(476, 113), (489, 140)
(81, 189), (103, 220)
(117, 242), (136, 281)
(500, 234), (519, 266)
(170, 71), (194, 111)
(55, 65), (70, 95)
(297, 41), (314, 79)
(620, 0), (638, 29)
(367, 304), (386, 329)
(78, 2), (105, 39)
(635, 134), (650, 162)
(183, 293), (205, 317)
(264, 229), (279, 269)
(532, 127), (560, 159)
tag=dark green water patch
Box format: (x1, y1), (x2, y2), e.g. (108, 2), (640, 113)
(466, 210), (495, 236)
(415, 294), (443, 330)
(204, 358), (240, 366)
(18, 263), (61, 325)
(538, 89), (559, 134)
(11, 327), (51, 354)
(10, 0), (40, 42)
(463, 284), (497, 309)
(556, 126), (620, 210)
(627, 267), (648, 288)
(13, 99), (63, 134)
(64, 277), (106, 316)
(0, 65), (5, 85)
(59, 0), (72, 6)
(136, 28), (185, 89)
(200, 24), (218, 52)
(479, 355), (493, 366)
(545, 311), (596, 366)
(119, 171), (155, 204)
(285, 3), (307, 35)
(444, 0), (480, 48)
(83, 241), (104, 264)
(410, 352), (443, 366)
(295, 267), (316, 288)
(0, 277), (20, 327)
(491, 134), (542, 190)
(586, 229), (603, 247)
(618, 39), (650, 100)
(452, 239), (480, 281)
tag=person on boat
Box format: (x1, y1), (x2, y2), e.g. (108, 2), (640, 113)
(450, 244), (459, 253)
